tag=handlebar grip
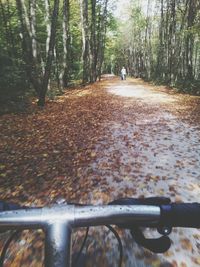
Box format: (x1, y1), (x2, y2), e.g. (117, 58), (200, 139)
(161, 203), (200, 228)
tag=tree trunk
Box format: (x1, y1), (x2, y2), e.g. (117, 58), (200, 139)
(156, 0), (164, 80)
(96, 0), (108, 80)
(44, 0), (51, 57)
(80, 0), (90, 84)
(168, 0), (176, 85)
(59, 0), (70, 89)
(30, 0), (37, 60)
(185, 0), (196, 81)
(16, 0), (41, 95)
(38, 0), (60, 106)
(90, 0), (97, 82)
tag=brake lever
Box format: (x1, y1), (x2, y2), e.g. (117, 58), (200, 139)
(130, 227), (171, 253)
(109, 197), (172, 253)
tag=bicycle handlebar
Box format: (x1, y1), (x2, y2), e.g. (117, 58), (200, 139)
(0, 198), (200, 228)
(108, 199), (200, 254)
(0, 200), (200, 229)
(108, 198), (200, 229)
(0, 199), (199, 267)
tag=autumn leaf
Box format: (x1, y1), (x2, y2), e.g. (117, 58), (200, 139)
(180, 238), (193, 251)
(91, 151), (96, 158)
(192, 257), (200, 265)
(1, 76), (200, 266)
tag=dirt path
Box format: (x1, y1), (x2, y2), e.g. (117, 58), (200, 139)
(1, 76), (200, 266)
(80, 77), (200, 267)
(91, 78), (200, 204)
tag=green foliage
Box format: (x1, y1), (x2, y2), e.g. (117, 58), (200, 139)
(109, 0), (200, 93)
(0, 0), (118, 107)
(0, 0), (82, 103)
(0, 53), (28, 97)
(0, 0), (28, 101)
(103, 13), (119, 74)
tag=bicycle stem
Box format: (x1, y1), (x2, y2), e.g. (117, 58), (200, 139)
(45, 221), (72, 267)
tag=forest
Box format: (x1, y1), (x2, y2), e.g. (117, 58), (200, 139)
(1, 1), (200, 266)
(116, 0), (200, 92)
(0, 0), (200, 108)
(0, 0), (115, 107)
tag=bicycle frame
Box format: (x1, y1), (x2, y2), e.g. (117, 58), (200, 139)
(0, 204), (160, 267)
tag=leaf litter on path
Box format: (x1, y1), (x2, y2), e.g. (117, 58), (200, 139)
(0, 77), (200, 266)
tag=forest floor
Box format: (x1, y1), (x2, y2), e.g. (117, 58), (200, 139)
(1, 76), (200, 266)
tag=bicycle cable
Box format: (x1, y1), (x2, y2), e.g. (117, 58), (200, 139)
(0, 230), (21, 267)
(0, 201), (123, 267)
(106, 225), (123, 267)
(57, 201), (123, 267)
(72, 227), (89, 267)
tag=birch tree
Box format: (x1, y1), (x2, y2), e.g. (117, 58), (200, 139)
(90, 0), (97, 82)
(30, 0), (37, 60)
(113, 0), (200, 92)
(59, 0), (70, 89)
(38, 0), (60, 106)
(79, 0), (90, 83)
(96, 0), (108, 80)
(16, 0), (60, 106)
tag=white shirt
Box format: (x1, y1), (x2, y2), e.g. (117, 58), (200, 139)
(121, 68), (126, 75)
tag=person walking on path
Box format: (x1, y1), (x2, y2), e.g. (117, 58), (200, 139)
(121, 67), (127, 80)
